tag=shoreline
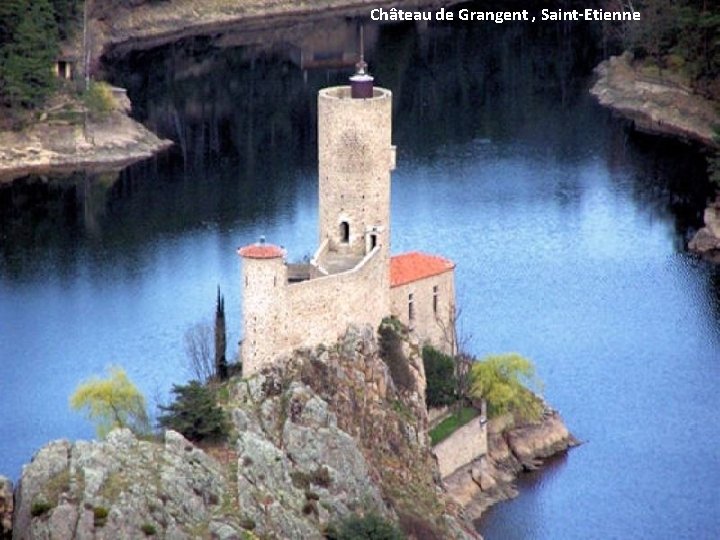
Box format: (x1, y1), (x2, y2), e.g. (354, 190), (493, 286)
(0, 106), (172, 183)
(590, 53), (719, 148)
(442, 411), (579, 521)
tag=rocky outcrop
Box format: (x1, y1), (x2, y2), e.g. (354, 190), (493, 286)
(689, 201), (720, 261)
(0, 102), (172, 182)
(1, 476), (12, 539)
(444, 411), (579, 520)
(590, 53), (719, 148)
(12, 325), (478, 539)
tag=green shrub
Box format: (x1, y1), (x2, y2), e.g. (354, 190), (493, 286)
(30, 500), (53, 517)
(378, 321), (414, 392)
(311, 466), (332, 488)
(141, 523), (157, 536)
(84, 82), (115, 118)
(327, 512), (405, 540)
(157, 381), (229, 442)
(93, 506), (109, 527)
(422, 346), (456, 408)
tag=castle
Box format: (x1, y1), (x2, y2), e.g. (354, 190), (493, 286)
(238, 61), (456, 376)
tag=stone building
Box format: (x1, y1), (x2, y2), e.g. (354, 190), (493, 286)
(238, 62), (456, 376)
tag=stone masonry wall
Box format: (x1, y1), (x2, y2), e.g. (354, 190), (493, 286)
(434, 417), (488, 478)
(242, 248), (390, 375)
(390, 270), (456, 354)
(318, 87), (395, 256)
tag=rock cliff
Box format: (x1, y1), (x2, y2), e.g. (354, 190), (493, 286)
(590, 53), (719, 148)
(9, 325), (478, 539)
(1, 476), (12, 539)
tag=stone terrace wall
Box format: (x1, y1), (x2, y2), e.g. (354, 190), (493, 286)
(434, 417), (487, 478)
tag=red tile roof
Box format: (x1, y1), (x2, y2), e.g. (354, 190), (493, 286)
(390, 252), (455, 287)
(237, 243), (285, 259)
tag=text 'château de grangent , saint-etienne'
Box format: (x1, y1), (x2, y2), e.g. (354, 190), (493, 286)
(369, 8), (641, 23)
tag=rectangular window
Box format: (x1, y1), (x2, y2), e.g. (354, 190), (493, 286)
(433, 285), (439, 315)
(408, 293), (415, 321)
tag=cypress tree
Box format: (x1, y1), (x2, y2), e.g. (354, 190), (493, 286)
(0, 0), (59, 109)
(214, 286), (228, 380)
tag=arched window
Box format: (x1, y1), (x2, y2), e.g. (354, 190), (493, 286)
(340, 221), (350, 243)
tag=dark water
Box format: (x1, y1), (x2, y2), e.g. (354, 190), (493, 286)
(2, 8), (720, 539)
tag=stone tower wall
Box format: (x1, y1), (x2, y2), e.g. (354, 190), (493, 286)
(240, 256), (287, 376)
(318, 86), (396, 257)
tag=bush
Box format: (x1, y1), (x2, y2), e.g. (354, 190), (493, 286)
(30, 500), (53, 517)
(84, 81), (116, 118)
(422, 346), (456, 408)
(141, 523), (157, 536)
(378, 320), (415, 392)
(327, 512), (405, 540)
(157, 381), (229, 443)
(93, 506), (109, 527)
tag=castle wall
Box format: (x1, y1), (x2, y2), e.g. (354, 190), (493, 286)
(390, 270), (456, 354)
(242, 247), (390, 376)
(318, 87), (395, 257)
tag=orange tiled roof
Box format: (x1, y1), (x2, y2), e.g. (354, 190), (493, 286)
(390, 252), (455, 287)
(237, 243), (285, 259)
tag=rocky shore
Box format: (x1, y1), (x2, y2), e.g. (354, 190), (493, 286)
(0, 94), (171, 183)
(443, 411), (580, 521)
(590, 53), (719, 148)
(689, 201), (720, 261)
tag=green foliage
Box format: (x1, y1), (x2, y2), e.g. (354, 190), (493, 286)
(140, 523), (157, 536)
(157, 381), (229, 443)
(0, 0), (59, 109)
(84, 81), (116, 118)
(470, 354), (543, 422)
(708, 152), (720, 190)
(421, 346), (456, 408)
(93, 506), (109, 527)
(327, 513), (405, 540)
(70, 366), (150, 438)
(30, 500), (53, 517)
(623, 0), (720, 95)
(428, 406), (479, 445)
(378, 320), (415, 393)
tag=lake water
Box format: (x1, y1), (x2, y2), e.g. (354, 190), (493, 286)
(2, 8), (720, 539)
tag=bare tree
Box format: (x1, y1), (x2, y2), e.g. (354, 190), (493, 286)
(435, 302), (474, 411)
(184, 322), (214, 383)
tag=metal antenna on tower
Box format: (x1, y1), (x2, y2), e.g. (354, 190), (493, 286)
(356, 23), (367, 75)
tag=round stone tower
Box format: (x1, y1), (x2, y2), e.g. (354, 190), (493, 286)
(237, 241), (286, 376)
(317, 78), (396, 258)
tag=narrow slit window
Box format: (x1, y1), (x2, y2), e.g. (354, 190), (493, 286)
(340, 221), (350, 243)
(408, 293), (415, 321)
(433, 285), (439, 315)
